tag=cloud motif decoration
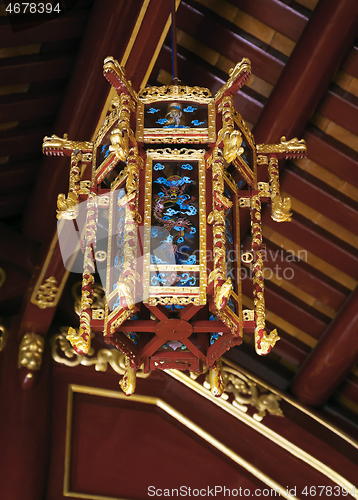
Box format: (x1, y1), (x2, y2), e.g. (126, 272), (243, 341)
(154, 163), (165, 171)
(191, 120), (205, 126)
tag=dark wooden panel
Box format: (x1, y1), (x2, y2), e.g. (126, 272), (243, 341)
(281, 168), (358, 234)
(0, 160), (38, 192)
(304, 126), (358, 188)
(0, 126), (48, 157)
(263, 211), (358, 280)
(0, 91), (62, 123)
(231, 0), (307, 41)
(0, 10), (88, 47)
(0, 53), (75, 86)
(317, 85), (358, 136)
(0, 191), (29, 218)
(177, 2), (284, 85)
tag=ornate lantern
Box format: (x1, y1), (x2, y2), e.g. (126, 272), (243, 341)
(43, 56), (306, 396)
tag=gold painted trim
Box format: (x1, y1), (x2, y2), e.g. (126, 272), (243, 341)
(140, 0), (181, 90)
(166, 369), (358, 498)
(64, 384), (295, 499)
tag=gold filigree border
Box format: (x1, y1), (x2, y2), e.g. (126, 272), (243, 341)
(143, 149), (207, 306)
(64, 384), (292, 499)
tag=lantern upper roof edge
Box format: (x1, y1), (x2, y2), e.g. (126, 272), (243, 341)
(103, 56), (252, 104)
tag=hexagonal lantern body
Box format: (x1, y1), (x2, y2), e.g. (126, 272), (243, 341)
(43, 56), (307, 396)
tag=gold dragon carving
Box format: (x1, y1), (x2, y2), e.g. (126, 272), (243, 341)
(256, 136), (307, 157)
(215, 58), (251, 102)
(42, 133), (93, 156)
(103, 57), (138, 101)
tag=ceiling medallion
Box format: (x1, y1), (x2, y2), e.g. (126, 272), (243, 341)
(43, 55), (306, 397)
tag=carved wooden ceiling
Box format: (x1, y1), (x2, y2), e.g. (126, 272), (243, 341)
(0, 0), (358, 444)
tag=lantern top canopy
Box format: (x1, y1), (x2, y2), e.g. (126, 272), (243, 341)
(43, 56), (306, 396)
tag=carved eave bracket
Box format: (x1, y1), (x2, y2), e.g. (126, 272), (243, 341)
(215, 58), (252, 103)
(103, 56), (138, 102)
(42, 134), (93, 158)
(256, 136), (307, 160)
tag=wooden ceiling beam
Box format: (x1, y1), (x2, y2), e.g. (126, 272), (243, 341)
(177, 1), (284, 86)
(281, 168), (358, 234)
(264, 324), (310, 367)
(242, 276), (328, 339)
(0, 53), (75, 86)
(230, 0), (308, 42)
(304, 126), (358, 189)
(0, 10), (88, 47)
(317, 85), (358, 136)
(252, 0), (358, 143)
(291, 286), (358, 407)
(262, 211), (358, 280)
(244, 237), (349, 311)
